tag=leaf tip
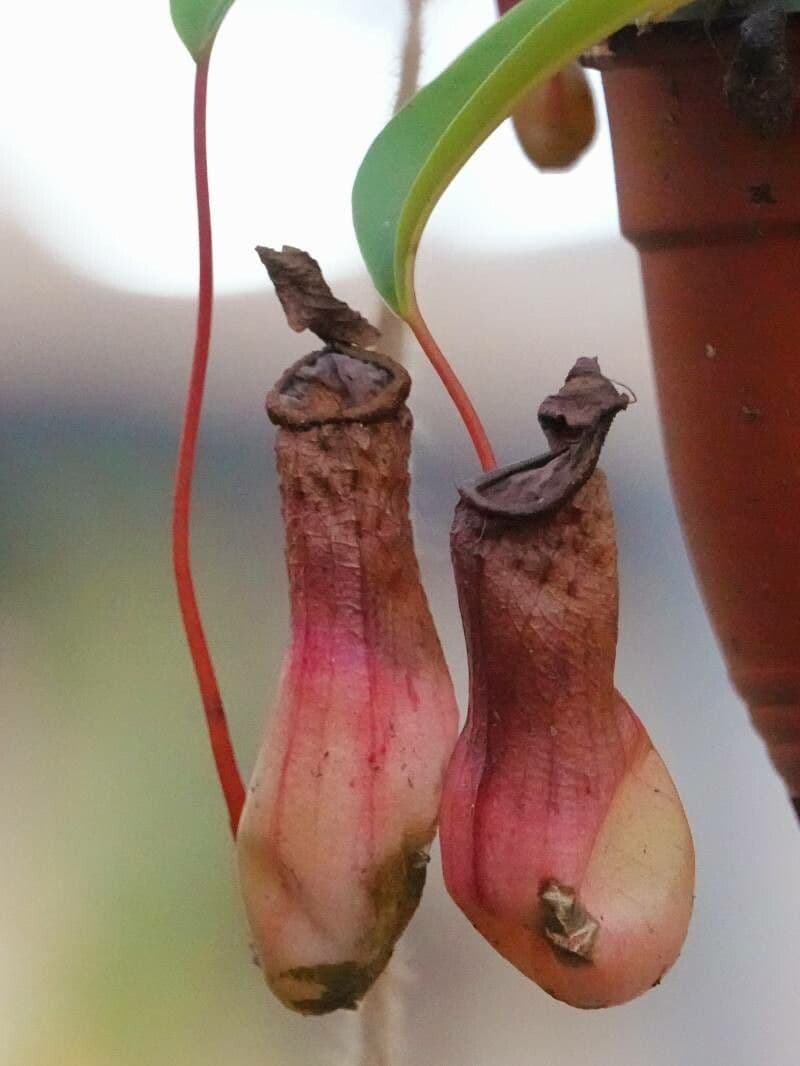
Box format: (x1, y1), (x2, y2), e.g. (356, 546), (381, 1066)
(170, 0), (236, 61)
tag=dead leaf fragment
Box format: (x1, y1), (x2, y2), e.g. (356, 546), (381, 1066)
(256, 245), (381, 349)
(540, 880), (599, 961)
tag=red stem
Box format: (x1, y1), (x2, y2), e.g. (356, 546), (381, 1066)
(172, 50), (245, 838)
(410, 313), (497, 472)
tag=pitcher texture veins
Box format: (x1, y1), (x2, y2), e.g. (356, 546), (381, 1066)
(440, 359), (694, 1008)
(237, 248), (459, 1014)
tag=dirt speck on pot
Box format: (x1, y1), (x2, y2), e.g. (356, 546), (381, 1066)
(740, 404), (763, 422)
(749, 182), (777, 204)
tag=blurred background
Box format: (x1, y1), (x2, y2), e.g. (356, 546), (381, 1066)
(4, 1), (800, 1064)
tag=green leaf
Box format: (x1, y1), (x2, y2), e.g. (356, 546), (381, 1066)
(352, 0), (682, 318)
(171, 0), (237, 60)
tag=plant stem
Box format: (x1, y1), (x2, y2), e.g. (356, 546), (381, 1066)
(393, 0), (427, 120)
(358, 9), (428, 1058)
(358, 952), (407, 1066)
(410, 312), (497, 472)
(377, 0), (497, 471)
(172, 49), (245, 838)
(358, 975), (392, 1066)
(377, 0), (429, 360)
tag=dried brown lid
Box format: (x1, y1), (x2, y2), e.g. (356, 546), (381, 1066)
(538, 357), (629, 452)
(266, 345), (411, 429)
(459, 358), (628, 519)
(257, 245), (381, 349)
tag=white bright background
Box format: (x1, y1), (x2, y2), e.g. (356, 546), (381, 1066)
(1, 0), (620, 295)
(4, 3), (800, 1066)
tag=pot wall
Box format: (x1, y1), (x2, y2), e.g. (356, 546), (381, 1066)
(589, 22), (800, 808)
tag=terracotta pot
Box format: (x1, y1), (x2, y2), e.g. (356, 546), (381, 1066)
(586, 19), (800, 815)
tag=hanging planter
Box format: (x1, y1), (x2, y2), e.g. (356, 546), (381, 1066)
(167, 0), (800, 1030)
(585, 5), (800, 815)
(352, 0), (800, 821)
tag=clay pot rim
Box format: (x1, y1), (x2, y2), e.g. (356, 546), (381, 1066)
(667, 0), (800, 20)
(584, 11), (800, 70)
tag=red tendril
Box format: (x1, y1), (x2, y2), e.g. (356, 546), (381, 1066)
(172, 50), (245, 839)
(410, 313), (497, 472)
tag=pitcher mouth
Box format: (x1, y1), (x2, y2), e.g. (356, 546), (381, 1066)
(266, 346), (411, 429)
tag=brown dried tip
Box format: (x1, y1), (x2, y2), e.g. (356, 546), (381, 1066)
(256, 245), (381, 349)
(540, 881), (600, 962)
(460, 358), (628, 519)
(537, 357), (629, 450)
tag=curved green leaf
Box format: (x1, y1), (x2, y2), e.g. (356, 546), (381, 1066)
(352, 0), (682, 317)
(171, 0), (237, 60)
